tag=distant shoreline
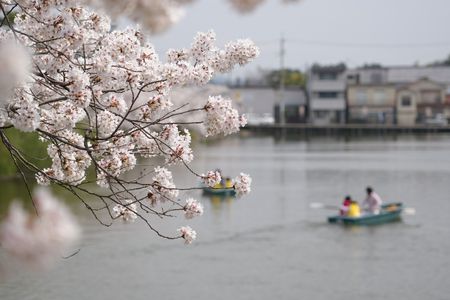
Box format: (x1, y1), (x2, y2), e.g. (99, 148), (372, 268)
(243, 124), (450, 135)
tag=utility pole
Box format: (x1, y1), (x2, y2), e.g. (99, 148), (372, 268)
(279, 35), (286, 125)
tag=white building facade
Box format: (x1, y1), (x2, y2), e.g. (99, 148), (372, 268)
(307, 64), (347, 124)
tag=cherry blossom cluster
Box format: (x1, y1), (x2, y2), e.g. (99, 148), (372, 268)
(0, 0), (256, 266)
(93, 133), (136, 187)
(184, 198), (204, 219)
(178, 226), (197, 244)
(44, 130), (92, 185)
(168, 84), (231, 133)
(112, 200), (138, 222)
(0, 188), (80, 269)
(157, 124), (194, 164)
(147, 166), (179, 205)
(0, 38), (30, 105)
(201, 170), (222, 187)
(204, 95), (247, 137)
(233, 173), (252, 196)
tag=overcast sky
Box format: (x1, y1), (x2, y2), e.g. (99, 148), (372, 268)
(151, 0), (450, 76)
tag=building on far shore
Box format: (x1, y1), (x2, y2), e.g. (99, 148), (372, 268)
(345, 65), (450, 125)
(396, 78), (447, 126)
(229, 86), (307, 125)
(273, 88), (308, 123)
(307, 64), (347, 125)
(347, 83), (397, 124)
(230, 64), (450, 127)
(346, 65), (394, 124)
(387, 66), (450, 85)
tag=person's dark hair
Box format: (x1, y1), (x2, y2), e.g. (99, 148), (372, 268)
(345, 195), (352, 201)
(366, 186), (373, 194)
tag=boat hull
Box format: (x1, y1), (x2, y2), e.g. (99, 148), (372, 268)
(328, 203), (403, 225)
(202, 187), (236, 196)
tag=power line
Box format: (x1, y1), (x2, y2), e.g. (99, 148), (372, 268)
(289, 39), (450, 48)
(255, 38), (450, 49)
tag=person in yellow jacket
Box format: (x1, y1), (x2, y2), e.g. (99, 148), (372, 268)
(347, 200), (361, 217)
(225, 177), (233, 188)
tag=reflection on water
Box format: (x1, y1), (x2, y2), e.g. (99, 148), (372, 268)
(207, 195), (235, 213)
(1, 134), (450, 300)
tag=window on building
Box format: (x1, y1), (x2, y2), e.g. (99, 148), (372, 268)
(318, 73), (338, 80)
(356, 90), (368, 104)
(421, 90), (441, 104)
(401, 96), (412, 107)
(370, 73), (383, 84)
(314, 110), (341, 122)
(314, 110), (329, 118)
(318, 92), (339, 99)
(347, 74), (360, 84)
(374, 90), (386, 105)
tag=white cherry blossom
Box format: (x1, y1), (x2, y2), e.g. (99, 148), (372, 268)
(178, 226), (197, 244)
(0, 0), (256, 252)
(184, 198), (204, 219)
(148, 166), (179, 204)
(0, 188), (80, 268)
(204, 95), (247, 136)
(201, 170), (222, 187)
(233, 173), (252, 196)
(112, 200), (138, 222)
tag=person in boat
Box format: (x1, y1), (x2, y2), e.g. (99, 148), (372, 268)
(347, 200), (361, 217)
(225, 177), (233, 188)
(340, 195), (352, 216)
(213, 181), (223, 189)
(362, 186), (383, 214)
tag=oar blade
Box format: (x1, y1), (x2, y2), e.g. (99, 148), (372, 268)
(309, 202), (325, 209)
(403, 207), (416, 215)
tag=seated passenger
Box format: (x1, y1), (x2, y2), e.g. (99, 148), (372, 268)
(225, 177), (233, 188)
(347, 200), (361, 217)
(340, 195), (352, 216)
(213, 182), (223, 189)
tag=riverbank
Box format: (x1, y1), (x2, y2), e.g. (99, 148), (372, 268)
(243, 123), (450, 135)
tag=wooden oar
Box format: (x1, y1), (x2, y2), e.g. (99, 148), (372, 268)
(309, 202), (340, 210)
(384, 203), (416, 215)
(403, 207), (416, 215)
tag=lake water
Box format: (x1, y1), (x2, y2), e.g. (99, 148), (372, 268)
(1, 134), (450, 300)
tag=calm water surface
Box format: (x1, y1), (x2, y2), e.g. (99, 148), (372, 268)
(1, 134), (450, 300)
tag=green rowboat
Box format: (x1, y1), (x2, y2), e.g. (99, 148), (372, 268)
(202, 187), (236, 196)
(328, 202), (403, 225)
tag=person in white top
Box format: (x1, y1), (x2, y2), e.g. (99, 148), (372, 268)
(363, 186), (383, 214)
